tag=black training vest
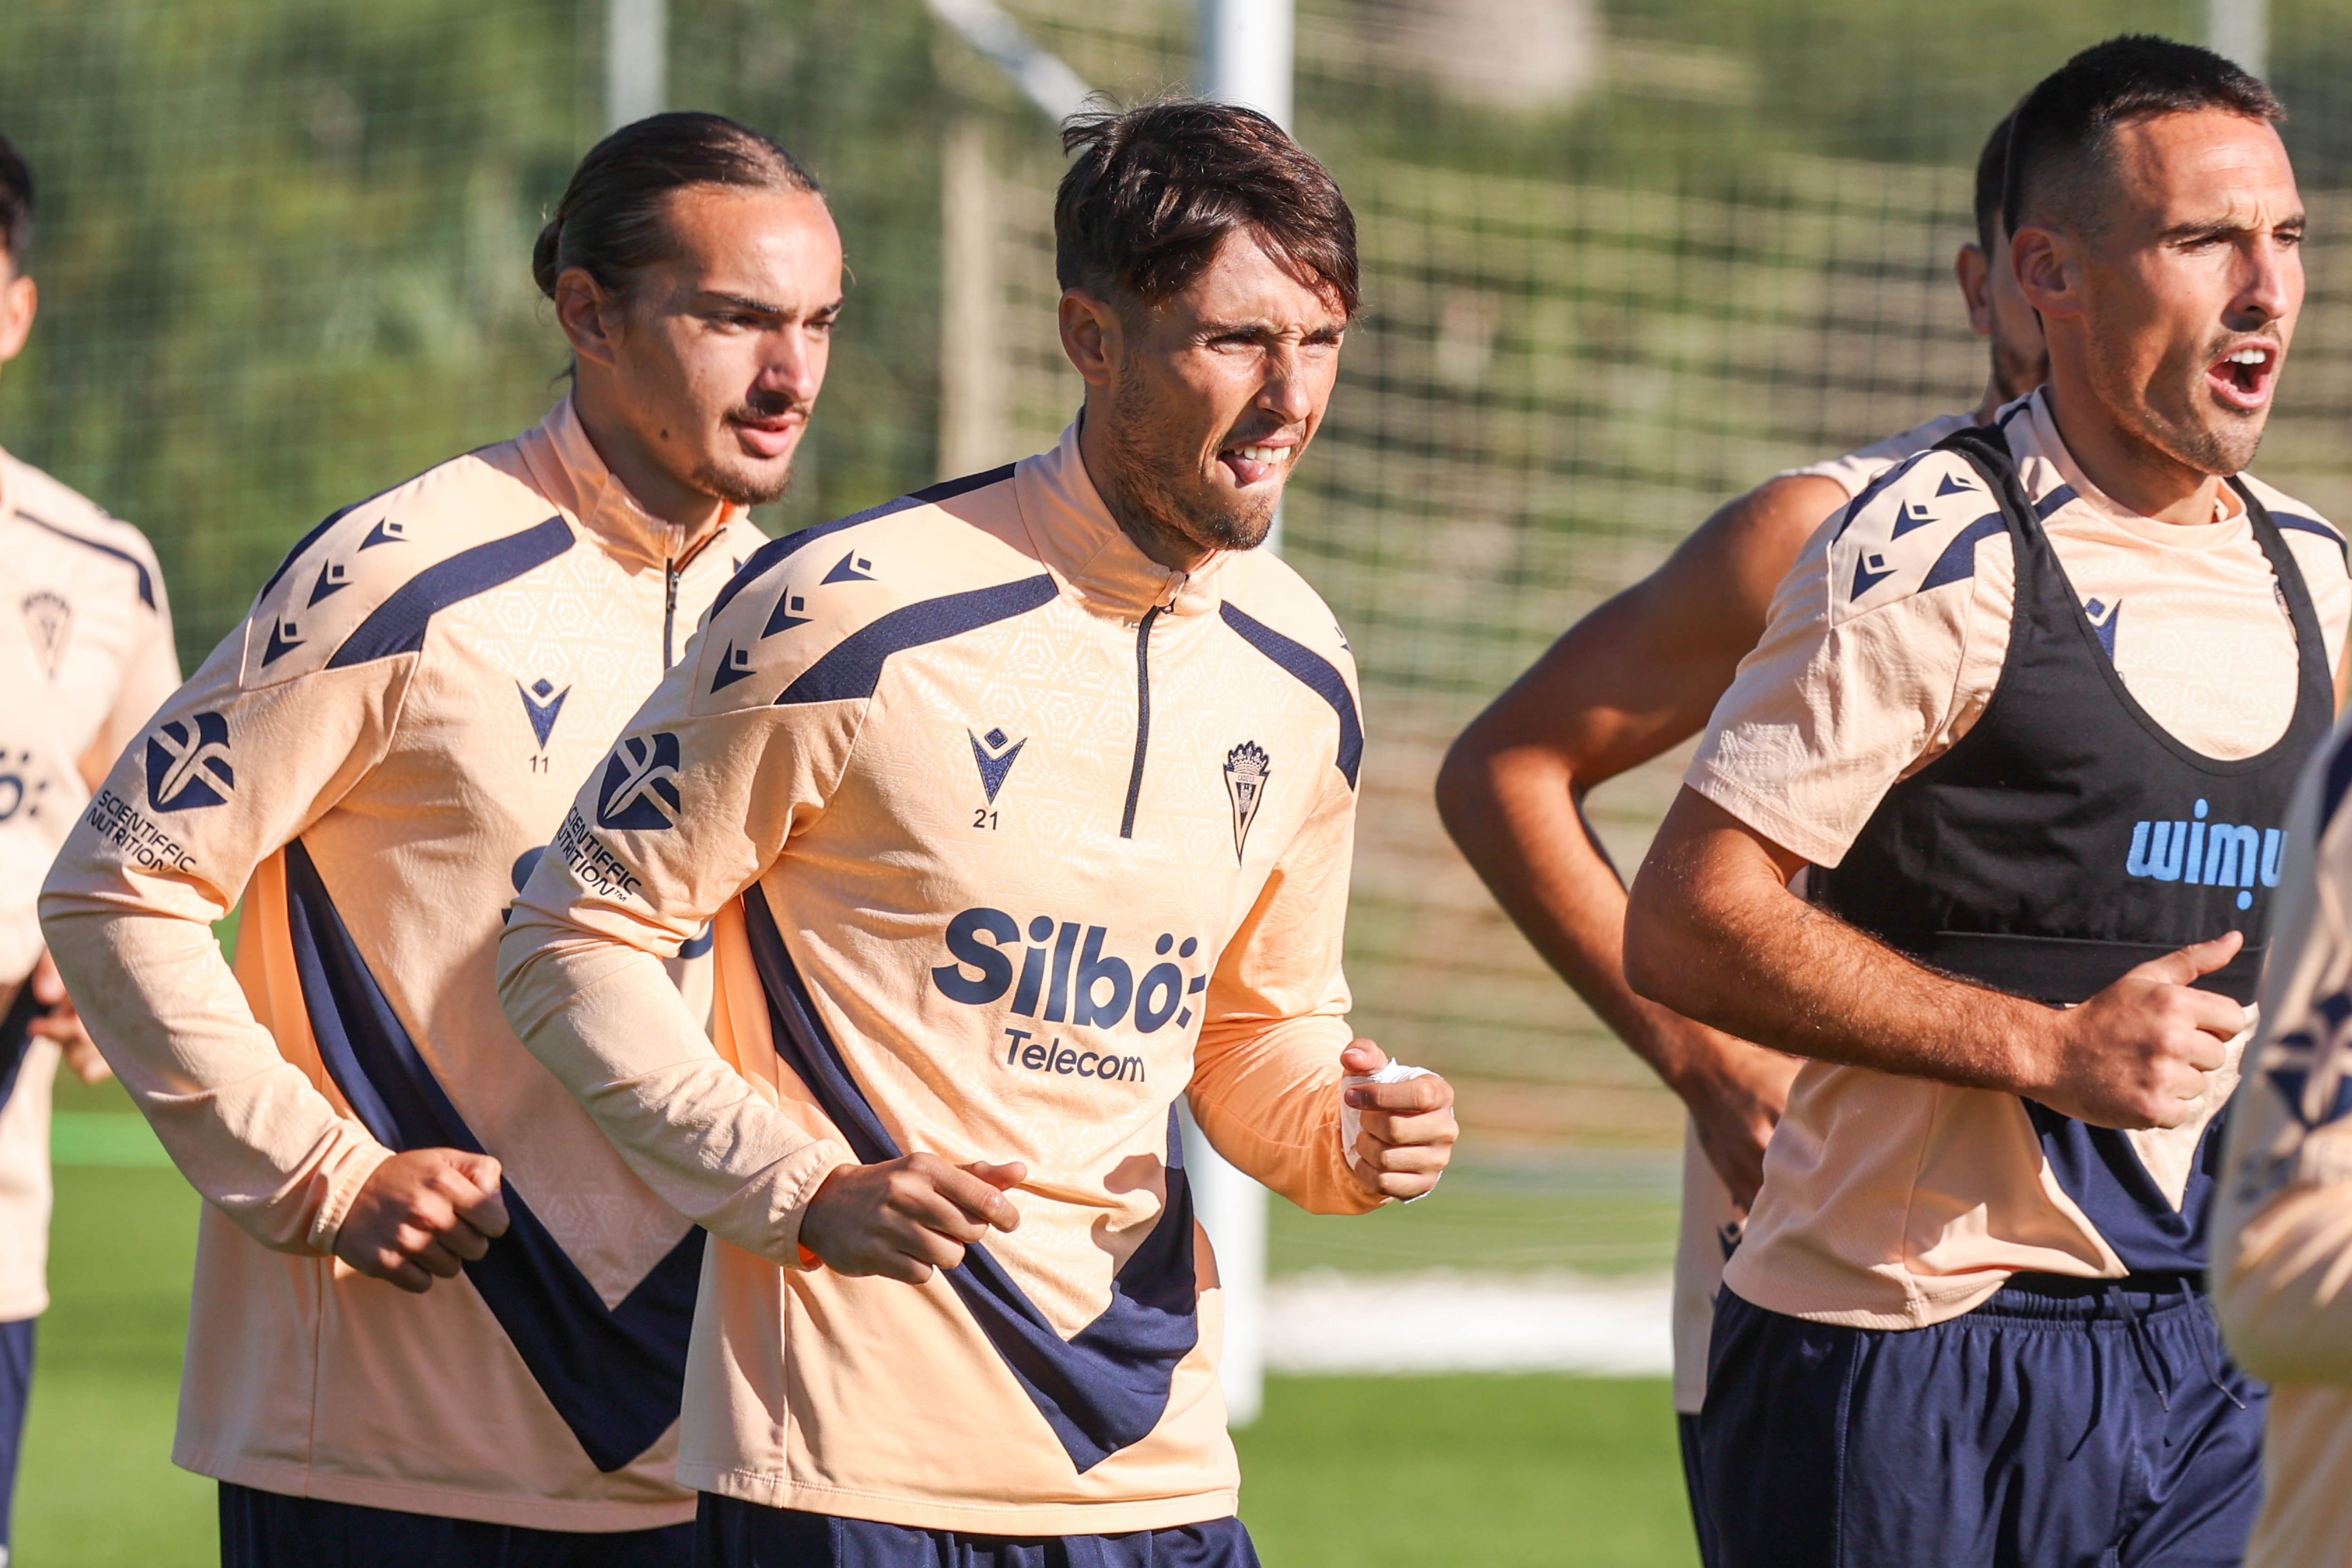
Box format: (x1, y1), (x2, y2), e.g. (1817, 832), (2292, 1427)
(1811, 424), (2334, 1272)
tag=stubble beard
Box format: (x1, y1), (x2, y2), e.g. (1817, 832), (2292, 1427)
(2093, 340), (2267, 483)
(691, 452), (796, 509)
(1097, 375), (1278, 562)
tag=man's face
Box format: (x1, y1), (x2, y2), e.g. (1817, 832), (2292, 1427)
(2030, 109), (2303, 477)
(1079, 231), (1346, 557)
(578, 185), (843, 507)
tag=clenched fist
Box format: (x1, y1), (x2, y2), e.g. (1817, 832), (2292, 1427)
(335, 1148), (511, 1293)
(2028, 932), (2251, 1130)
(1341, 1039), (1458, 1200)
(799, 1153), (1025, 1284)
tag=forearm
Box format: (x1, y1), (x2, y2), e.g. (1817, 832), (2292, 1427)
(1438, 743), (1779, 1095)
(497, 919), (850, 1266)
(1189, 1014), (1383, 1216)
(39, 904), (389, 1252)
(1625, 792), (2057, 1093)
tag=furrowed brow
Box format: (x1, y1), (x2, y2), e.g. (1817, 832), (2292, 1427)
(699, 291), (789, 319)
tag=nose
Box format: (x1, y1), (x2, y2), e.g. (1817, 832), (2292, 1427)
(2231, 232), (2301, 333)
(757, 323), (827, 408)
(1256, 343), (1317, 430)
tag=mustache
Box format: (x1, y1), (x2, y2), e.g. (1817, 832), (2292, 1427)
(729, 388), (808, 423)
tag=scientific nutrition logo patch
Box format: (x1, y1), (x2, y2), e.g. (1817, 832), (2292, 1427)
(595, 732), (682, 831)
(146, 712), (235, 812)
(1224, 741), (1270, 862)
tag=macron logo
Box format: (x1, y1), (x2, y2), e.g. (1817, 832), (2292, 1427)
(145, 712), (235, 813)
(595, 732), (682, 832)
(2126, 797), (2284, 911)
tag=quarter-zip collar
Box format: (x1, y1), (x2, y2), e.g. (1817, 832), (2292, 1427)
(1012, 420), (1233, 623)
(514, 395), (743, 575)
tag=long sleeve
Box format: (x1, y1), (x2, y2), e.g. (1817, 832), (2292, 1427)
(39, 590), (413, 1255)
(2218, 729), (2352, 1380)
(497, 628), (857, 1268)
(1188, 742), (1383, 1217)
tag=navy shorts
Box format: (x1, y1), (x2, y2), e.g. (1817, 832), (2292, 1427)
(0, 1316), (32, 1551)
(693, 1494), (1262, 1568)
(1677, 1411), (1722, 1568)
(217, 1483), (692, 1568)
(1700, 1276), (2265, 1568)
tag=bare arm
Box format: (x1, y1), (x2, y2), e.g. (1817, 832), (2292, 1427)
(1624, 786), (2245, 1129)
(1435, 475), (1839, 1203)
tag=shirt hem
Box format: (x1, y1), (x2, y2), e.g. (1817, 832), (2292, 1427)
(1683, 769), (1855, 870)
(1721, 1264), (2026, 1330)
(678, 1465), (1240, 1535)
(0, 1288), (47, 1323)
(177, 1449), (698, 1532)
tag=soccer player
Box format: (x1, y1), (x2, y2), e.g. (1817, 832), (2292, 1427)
(39, 113), (840, 1566)
(0, 132), (183, 1563)
(1623, 37), (2342, 1565)
(496, 101), (1460, 1566)
(2213, 721), (2352, 1563)
(1434, 111), (2045, 1564)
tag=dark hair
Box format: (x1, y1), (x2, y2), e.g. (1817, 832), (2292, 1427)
(1055, 100), (1359, 318)
(1972, 111), (2014, 254)
(0, 135), (32, 268)
(2003, 34), (2281, 240)
(533, 112), (820, 299)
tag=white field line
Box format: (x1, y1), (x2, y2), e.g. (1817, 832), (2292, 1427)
(1263, 1269), (1673, 1376)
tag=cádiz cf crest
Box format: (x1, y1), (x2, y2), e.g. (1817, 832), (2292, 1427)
(1224, 741), (1271, 863)
(21, 591), (69, 678)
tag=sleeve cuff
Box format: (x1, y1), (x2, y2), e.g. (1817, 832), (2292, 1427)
(305, 1133), (396, 1257)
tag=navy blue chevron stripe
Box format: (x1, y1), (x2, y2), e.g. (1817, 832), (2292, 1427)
(1218, 603), (1364, 788)
(775, 575), (1057, 706)
(282, 840), (701, 1473)
(2274, 511), (2350, 570)
(0, 983), (43, 1116)
(710, 464), (1019, 618)
(326, 517), (573, 668)
(16, 511), (157, 609)
(741, 888), (1198, 1473)
(1919, 513), (2008, 593)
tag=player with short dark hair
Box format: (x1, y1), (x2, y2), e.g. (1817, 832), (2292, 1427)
(496, 100), (1459, 1568)
(0, 130), (183, 1566)
(1626, 35), (2342, 1564)
(1437, 110), (2044, 1568)
(41, 111), (840, 1566)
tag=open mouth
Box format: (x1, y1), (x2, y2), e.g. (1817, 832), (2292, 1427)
(1217, 441), (1295, 488)
(2208, 343), (2280, 412)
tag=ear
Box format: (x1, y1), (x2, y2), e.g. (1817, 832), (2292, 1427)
(1954, 243), (1994, 340)
(2010, 224), (2078, 322)
(553, 267), (627, 371)
(1058, 289), (1123, 388)
(0, 272), (36, 365)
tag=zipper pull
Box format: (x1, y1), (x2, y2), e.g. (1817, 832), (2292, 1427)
(662, 557), (679, 669)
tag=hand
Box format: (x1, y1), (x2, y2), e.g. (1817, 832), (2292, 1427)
(24, 950), (108, 1085)
(2031, 932), (2249, 1131)
(799, 1154), (1024, 1284)
(1663, 1027), (1801, 1211)
(334, 1148), (510, 1293)
(1341, 1039), (1458, 1200)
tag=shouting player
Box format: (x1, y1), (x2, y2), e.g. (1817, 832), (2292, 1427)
(498, 102), (1459, 1566)
(41, 114), (838, 1566)
(0, 132), (182, 1561)
(1435, 110), (2044, 1563)
(1625, 38), (2343, 1565)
